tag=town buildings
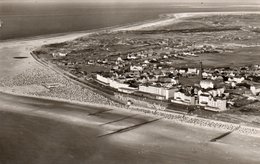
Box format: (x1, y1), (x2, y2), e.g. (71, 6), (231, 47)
(48, 36), (260, 113)
(94, 59), (260, 112)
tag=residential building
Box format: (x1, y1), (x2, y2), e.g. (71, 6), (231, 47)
(200, 80), (214, 89)
(198, 93), (227, 111)
(187, 68), (198, 75)
(250, 84), (260, 95)
(158, 76), (179, 85)
(198, 87), (225, 98)
(130, 65), (143, 72)
(206, 98), (227, 111)
(228, 76), (245, 84)
(178, 69), (186, 74)
(172, 91), (196, 105)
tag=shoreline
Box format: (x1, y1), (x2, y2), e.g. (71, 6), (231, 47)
(2, 11), (260, 44)
(0, 14), (170, 43)
(1, 89), (260, 138)
(1, 11), (260, 137)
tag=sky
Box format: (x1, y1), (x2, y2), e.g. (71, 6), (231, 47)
(0, 0), (259, 4)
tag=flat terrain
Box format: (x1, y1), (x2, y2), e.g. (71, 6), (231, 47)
(1, 12), (260, 164)
(37, 13), (260, 71)
(1, 92), (260, 164)
(31, 12), (260, 126)
(0, 34), (119, 106)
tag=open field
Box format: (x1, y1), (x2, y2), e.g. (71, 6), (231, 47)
(36, 13), (260, 73)
(1, 11), (260, 163)
(29, 12), (260, 126)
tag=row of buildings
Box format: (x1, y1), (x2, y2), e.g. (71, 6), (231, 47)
(96, 74), (230, 111)
(47, 35), (260, 113)
(96, 61), (260, 112)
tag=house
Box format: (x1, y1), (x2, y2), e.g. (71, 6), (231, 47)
(88, 60), (95, 65)
(130, 65), (143, 72)
(112, 65), (119, 70)
(125, 71), (140, 78)
(254, 64), (260, 69)
(206, 98), (227, 111)
(212, 76), (224, 81)
(202, 72), (209, 78)
(127, 54), (138, 60)
(250, 84), (260, 95)
(198, 93), (210, 106)
(187, 68), (198, 75)
(172, 91), (196, 105)
(117, 57), (123, 62)
(198, 87), (225, 98)
(178, 69), (186, 74)
(198, 93), (227, 111)
(200, 80), (214, 89)
(148, 75), (158, 82)
(138, 76), (148, 83)
(143, 60), (150, 64)
(158, 76), (179, 85)
(228, 76), (245, 84)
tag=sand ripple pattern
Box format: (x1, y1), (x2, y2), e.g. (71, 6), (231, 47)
(0, 63), (120, 107)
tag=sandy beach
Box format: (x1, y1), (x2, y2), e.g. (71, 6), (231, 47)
(1, 11), (260, 106)
(1, 11), (260, 128)
(114, 11), (260, 31)
(1, 11), (260, 90)
(1, 92), (260, 164)
(1, 11), (260, 164)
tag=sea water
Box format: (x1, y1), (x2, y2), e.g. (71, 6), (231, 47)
(0, 2), (259, 40)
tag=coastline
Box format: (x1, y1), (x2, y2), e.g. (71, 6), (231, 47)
(1, 11), (260, 137)
(1, 89), (260, 137)
(2, 11), (260, 44)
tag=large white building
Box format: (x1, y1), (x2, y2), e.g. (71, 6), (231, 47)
(139, 85), (178, 100)
(198, 93), (227, 111)
(172, 91), (196, 105)
(96, 74), (110, 85)
(96, 74), (136, 93)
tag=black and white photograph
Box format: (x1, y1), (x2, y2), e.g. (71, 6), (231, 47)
(0, 0), (260, 163)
